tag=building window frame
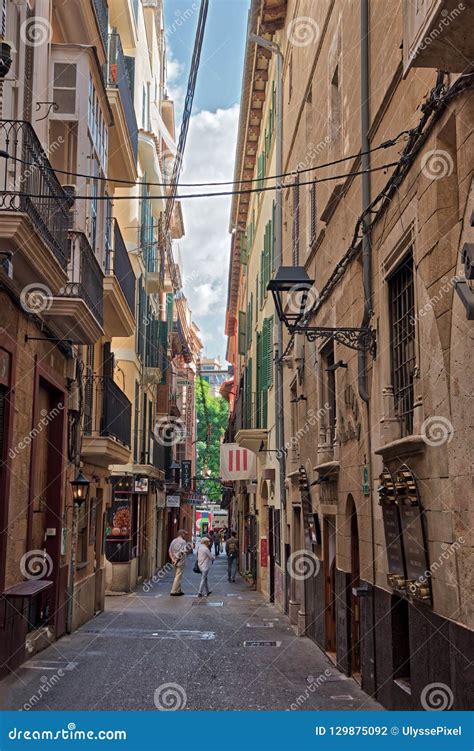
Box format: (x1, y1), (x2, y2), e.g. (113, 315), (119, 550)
(388, 252), (416, 437)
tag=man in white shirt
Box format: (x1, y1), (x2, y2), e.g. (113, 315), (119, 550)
(169, 529), (188, 596)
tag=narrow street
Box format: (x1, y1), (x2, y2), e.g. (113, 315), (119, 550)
(1, 557), (379, 712)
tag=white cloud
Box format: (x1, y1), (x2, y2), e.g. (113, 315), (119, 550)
(177, 104), (240, 360)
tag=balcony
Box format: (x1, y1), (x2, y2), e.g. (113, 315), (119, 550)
(82, 376), (132, 467)
(107, 33), (139, 183)
(52, 0), (109, 63)
(42, 231), (104, 344)
(108, 0), (139, 48)
(403, 0), (474, 75)
(104, 219), (136, 338)
(0, 120), (71, 294)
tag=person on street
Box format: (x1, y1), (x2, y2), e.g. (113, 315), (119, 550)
(169, 529), (188, 596)
(213, 529), (221, 557)
(197, 537), (213, 598)
(225, 531), (239, 582)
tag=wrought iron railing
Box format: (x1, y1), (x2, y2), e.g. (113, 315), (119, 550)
(65, 231), (104, 325)
(92, 0), (109, 52)
(151, 434), (165, 471)
(0, 120), (71, 269)
(83, 375), (132, 447)
(108, 32), (138, 161)
(105, 219), (136, 316)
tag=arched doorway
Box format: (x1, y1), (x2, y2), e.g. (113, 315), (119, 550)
(348, 495), (361, 679)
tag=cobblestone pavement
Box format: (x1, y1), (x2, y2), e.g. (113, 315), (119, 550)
(0, 555), (381, 711)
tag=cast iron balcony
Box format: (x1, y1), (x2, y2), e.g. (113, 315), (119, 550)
(0, 120), (71, 273)
(107, 32), (139, 178)
(92, 0), (109, 53)
(82, 375), (132, 466)
(103, 218), (136, 337)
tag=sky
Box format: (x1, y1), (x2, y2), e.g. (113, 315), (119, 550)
(163, 0), (250, 364)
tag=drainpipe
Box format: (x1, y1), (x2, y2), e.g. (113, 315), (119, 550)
(359, 0), (377, 696)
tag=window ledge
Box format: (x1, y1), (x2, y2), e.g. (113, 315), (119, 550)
(375, 435), (426, 461)
(313, 460), (340, 477)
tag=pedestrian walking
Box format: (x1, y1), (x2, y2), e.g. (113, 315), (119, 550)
(169, 529), (188, 596)
(213, 529), (221, 557)
(197, 537), (213, 598)
(225, 531), (239, 582)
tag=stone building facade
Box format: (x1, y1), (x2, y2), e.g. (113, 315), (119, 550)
(224, 0), (473, 710)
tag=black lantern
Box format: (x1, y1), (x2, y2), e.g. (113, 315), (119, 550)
(70, 471), (90, 506)
(268, 266), (314, 330)
(268, 266), (377, 356)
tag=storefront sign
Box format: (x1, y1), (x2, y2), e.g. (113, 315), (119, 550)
(181, 460), (192, 489)
(166, 495), (181, 508)
(134, 477), (149, 493)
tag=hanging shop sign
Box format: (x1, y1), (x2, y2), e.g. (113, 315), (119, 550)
(134, 477), (149, 493)
(166, 495), (181, 508)
(260, 537), (268, 568)
(220, 443), (257, 481)
(178, 378), (192, 386)
(181, 460), (192, 489)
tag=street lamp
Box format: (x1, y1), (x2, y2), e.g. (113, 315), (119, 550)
(70, 471), (90, 506)
(268, 266), (377, 356)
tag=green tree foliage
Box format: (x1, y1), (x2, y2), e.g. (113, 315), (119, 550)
(195, 378), (229, 502)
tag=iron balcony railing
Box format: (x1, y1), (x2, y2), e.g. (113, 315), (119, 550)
(151, 434), (166, 471)
(84, 375), (132, 447)
(65, 231), (104, 325)
(0, 120), (71, 269)
(108, 32), (138, 161)
(105, 218), (136, 316)
(92, 0), (109, 52)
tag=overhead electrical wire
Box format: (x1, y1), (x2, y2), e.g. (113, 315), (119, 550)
(0, 130), (408, 189)
(0, 160), (402, 202)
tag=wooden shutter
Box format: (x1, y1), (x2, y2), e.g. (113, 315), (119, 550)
(271, 201), (276, 270)
(238, 311), (247, 355)
(310, 182), (317, 244)
(256, 332), (262, 427)
(260, 252), (264, 308)
(265, 317), (274, 387)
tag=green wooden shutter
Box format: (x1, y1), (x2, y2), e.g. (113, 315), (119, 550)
(240, 231), (247, 265)
(256, 331), (262, 428)
(271, 201), (276, 270)
(166, 293), (174, 324)
(260, 252), (264, 308)
(238, 311), (247, 355)
(266, 316), (274, 387)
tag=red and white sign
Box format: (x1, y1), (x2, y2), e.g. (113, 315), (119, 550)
(220, 443), (257, 481)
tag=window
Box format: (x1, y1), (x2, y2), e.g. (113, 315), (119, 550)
(133, 381), (140, 463)
(290, 380), (299, 461)
(330, 64), (342, 142)
(273, 508), (281, 565)
(238, 311), (247, 355)
(321, 343), (336, 445)
(389, 254), (416, 436)
(54, 62), (77, 115)
(292, 173), (300, 265)
(309, 182), (317, 247)
(288, 51), (293, 102)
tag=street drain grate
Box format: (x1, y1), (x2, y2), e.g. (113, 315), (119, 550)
(243, 640), (281, 647)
